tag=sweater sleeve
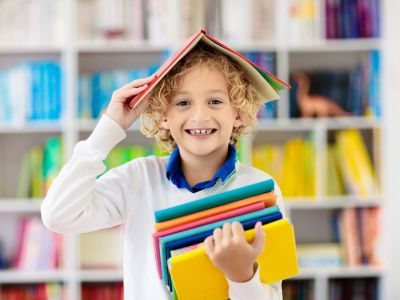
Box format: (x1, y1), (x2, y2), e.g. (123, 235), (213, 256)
(226, 181), (285, 300)
(226, 264), (282, 300)
(41, 114), (129, 234)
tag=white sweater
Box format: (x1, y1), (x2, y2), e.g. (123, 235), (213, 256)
(41, 115), (285, 300)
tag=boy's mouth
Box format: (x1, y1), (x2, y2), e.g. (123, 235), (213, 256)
(185, 128), (217, 136)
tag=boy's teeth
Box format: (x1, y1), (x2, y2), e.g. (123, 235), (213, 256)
(189, 129), (212, 135)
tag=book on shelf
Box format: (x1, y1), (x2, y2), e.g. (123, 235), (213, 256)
(16, 136), (63, 199)
(335, 129), (379, 197)
(0, 0), (64, 44)
(82, 282), (123, 300)
(283, 280), (313, 300)
(288, 0), (322, 42)
(332, 207), (381, 267)
(325, 0), (380, 39)
(12, 216), (63, 270)
(0, 283), (64, 300)
(329, 278), (379, 299)
(252, 136), (316, 198)
(76, 0), (275, 43)
(0, 61), (62, 124)
(152, 179), (298, 299)
(80, 226), (123, 269)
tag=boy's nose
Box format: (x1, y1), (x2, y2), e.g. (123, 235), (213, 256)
(190, 106), (211, 122)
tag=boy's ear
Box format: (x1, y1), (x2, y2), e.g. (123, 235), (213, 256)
(160, 117), (169, 130)
(233, 112), (243, 128)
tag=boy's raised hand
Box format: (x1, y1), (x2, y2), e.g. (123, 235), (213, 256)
(204, 221), (265, 283)
(105, 74), (156, 131)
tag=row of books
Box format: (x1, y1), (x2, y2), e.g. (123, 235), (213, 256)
(82, 282), (123, 300)
(0, 283), (64, 300)
(329, 129), (379, 197)
(333, 207), (381, 267)
(0, 61), (63, 124)
(296, 207), (381, 269)
(77, 0), (276, 42)
(325, 0), (380, 39)
(253, 135), (316, 198)
(0, 0), (64, 44)
(283, 280), (313, 300)
(16, 137), (63, 199)
(329, 278), (379, 300)
(12, 135), (167, 198)
(290, 51), (381, 118)
(252, 128), (379, 198)
(152, 179), (298, 299)
(78, 51), (276, 120)
(0, 216), (64, 271)
(283, 277), (379, 300)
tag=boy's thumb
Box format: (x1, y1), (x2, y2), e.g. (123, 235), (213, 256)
(251, 222), (266, 255)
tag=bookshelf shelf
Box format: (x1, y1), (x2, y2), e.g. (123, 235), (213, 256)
(78, 270), (123, 282)
(0, 199), (42, 213)
(0, 44), (63, 55)
(0, 123), (64, 134)
(295, 266), (383, 280)
(256, 117), (381, 132)
(287, 38), (381, 52)
(0, 270), (65, 284)
(286, 196), (382, 210)
(77, 41), (167, 53)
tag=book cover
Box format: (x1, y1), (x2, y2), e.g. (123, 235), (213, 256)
(169, 218), (298, 300)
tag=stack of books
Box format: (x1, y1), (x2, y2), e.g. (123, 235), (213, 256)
(152, 179), (299, 300)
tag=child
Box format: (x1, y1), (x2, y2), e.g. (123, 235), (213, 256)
(41, 43), (286, 299)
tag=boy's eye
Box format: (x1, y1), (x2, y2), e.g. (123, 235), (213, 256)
(176, 100), (189, 106)
(209, 98), (223, 105)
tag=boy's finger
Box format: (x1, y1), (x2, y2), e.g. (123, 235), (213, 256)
(204, 236), (215, 256)
(114, 85), (148, 100)
(222, 223), (233, 241)
(213, 227), (223, 245)
(231, 222), (245, 241)
(251, 222), (266, 254)
(122, 74), (156, 89)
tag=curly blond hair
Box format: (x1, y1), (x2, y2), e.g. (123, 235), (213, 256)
(140, 43), (266, 153)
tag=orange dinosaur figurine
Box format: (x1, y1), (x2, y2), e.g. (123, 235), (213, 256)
(292, 72), (351, 118)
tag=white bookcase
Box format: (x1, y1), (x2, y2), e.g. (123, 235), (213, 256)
(1, 0), (396, 299)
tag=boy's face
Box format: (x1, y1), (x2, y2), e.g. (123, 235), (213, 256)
(161, 65), (243, 159)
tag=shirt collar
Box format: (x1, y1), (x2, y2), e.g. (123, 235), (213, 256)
(166, 144), (237, 193)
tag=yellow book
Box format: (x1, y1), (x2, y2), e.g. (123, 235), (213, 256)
(169, 218), (298, 300)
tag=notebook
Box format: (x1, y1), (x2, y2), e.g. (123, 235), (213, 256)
(169, 218), (299, 300)
(128, 29), (289, 109)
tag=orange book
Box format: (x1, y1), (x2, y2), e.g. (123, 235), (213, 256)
(154, 191), (277, 232)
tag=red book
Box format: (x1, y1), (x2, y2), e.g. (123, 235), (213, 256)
(128, 28), (289, 109)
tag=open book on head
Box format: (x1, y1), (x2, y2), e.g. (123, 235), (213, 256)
(128, 28), (289, 109)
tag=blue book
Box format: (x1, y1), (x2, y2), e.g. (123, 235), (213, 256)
(155, 179), (275, 222)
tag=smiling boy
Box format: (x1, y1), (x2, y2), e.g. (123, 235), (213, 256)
(42, 42), (286, 299)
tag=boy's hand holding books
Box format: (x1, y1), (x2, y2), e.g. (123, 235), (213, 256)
(105, 74), (155, 131)
(204, 221), (265, 282)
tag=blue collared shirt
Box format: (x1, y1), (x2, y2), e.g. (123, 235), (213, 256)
(166, 144), (237, 193)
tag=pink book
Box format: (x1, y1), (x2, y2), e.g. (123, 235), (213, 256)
(152, 201), (265, 278)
